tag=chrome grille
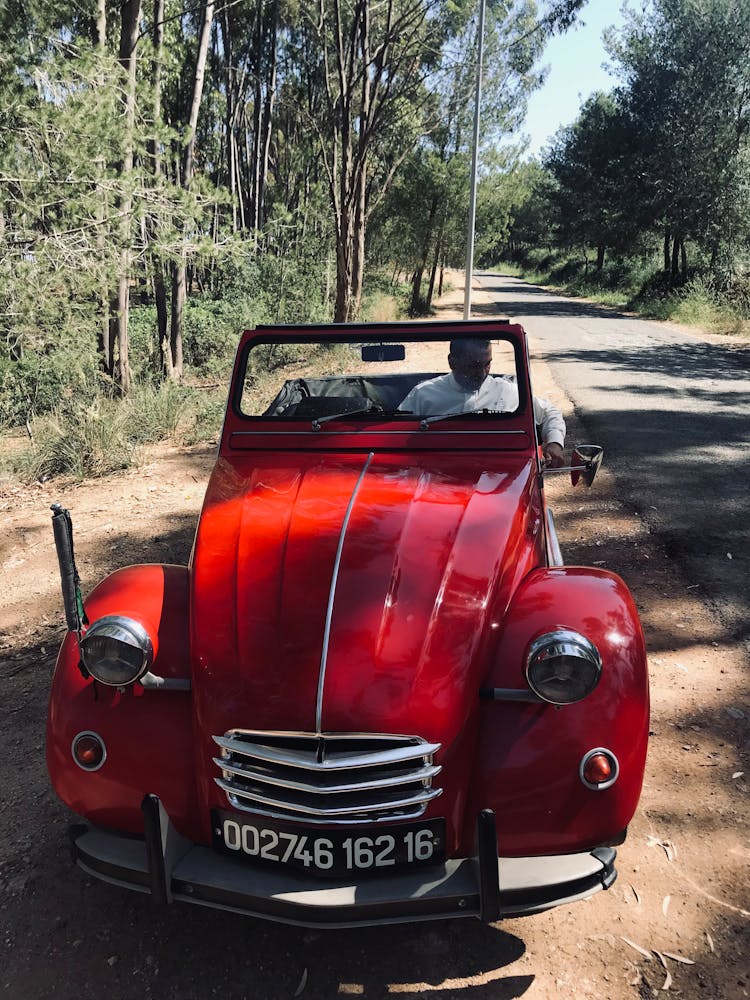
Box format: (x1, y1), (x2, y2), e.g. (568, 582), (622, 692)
(212, 731), (442, 825)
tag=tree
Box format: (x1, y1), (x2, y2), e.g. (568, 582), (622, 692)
(544, 92), (635, 270)
(298, 0), (450, 322)
(610, 0), (750, 282)
(374, 0), (559, 309)
(501, 160), (558, 256)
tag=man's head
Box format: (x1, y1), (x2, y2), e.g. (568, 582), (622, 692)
(448, 338), (492, 391)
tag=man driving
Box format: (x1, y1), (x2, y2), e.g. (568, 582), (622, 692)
(398, 338), (566, 468)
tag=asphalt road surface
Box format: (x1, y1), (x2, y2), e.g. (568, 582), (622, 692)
(475, 271), (750, 654)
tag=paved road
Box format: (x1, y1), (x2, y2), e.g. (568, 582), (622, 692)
(476, 271), (750, 651)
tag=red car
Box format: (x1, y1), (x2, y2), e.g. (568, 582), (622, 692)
(47, 319), (649, 927)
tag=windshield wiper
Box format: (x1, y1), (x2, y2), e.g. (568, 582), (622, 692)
(311, 405), (377, 431)
(416, 409), (502, 429)
(417, 411), (462, 429)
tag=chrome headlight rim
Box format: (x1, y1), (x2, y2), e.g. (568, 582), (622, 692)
(80, 614), (153, 687)
(525, 628), (602, 705)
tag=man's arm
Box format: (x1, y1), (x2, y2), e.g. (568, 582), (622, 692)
(532, 395), (566, 468)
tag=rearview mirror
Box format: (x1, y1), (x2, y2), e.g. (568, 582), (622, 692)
(361, 343), (405, 362)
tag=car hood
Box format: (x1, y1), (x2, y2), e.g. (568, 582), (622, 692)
(190, 451), (539, 746)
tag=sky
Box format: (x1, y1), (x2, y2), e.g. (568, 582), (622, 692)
(521, 2), (629, 158)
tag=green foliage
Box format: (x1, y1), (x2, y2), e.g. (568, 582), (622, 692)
(544, 92), (638, 259)
(359, 270), (410, 321)
(502, 245), (749, 336)
(182, 391), (227, 446)
(0, 347), (99, 428)
(18, 397), (137, 482)
(3, 379), (228, 482)
(484, 0), (750, 331)
(127, 382), (189, 444)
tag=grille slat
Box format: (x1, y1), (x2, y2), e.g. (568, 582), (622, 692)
(213, 731), (442, 825)
(212, 756), (441, 794)
(214, 778), (441, 817)
(212, 735), (441, 771)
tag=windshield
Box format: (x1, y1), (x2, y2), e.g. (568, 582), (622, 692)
(238, 334), (523, 422)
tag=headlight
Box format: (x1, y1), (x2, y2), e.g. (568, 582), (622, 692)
(81, 615), (153, 686)
(525, 629), (601, 705)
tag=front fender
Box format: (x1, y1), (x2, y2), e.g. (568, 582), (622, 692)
(464, 567), (649, 855)
(46, 564), (198, 839)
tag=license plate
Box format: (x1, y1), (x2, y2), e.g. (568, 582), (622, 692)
(212, 810), (445, 878)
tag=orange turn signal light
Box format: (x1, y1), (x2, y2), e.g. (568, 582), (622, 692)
(579, 748), (618, 790)
(583, 753), (612, 784)
(72, 732), (106, 771)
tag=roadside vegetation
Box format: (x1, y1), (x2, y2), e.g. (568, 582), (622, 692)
(500, 253), (749, 336)
(489, 1), (750, 336)
(2, 0), (748, 482)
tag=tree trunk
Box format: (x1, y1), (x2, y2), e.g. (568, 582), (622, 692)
(426, 221), (445, 307)
(111, 0), (141, 395)
(94, 4), (110, 376)
(220, 7), (237, 231)
(96, 0), (106, 49)
(257, 0), (278, 231)
(664, 229), (671, 273)
(680, 239), (687, 280)
(169, 0), (215, 379)
(670, 234), (681, 281)
(95, 156), (112, 377)
(334, 230), (354, 324)
(154, 264), (170, 377)
(596, 245), (605, 271)
(350, 161), (367, 319)
(113, 274), (132, 395)
(150, 0), (169, 375)
(251, 0), (264, 231)
(410, 194), (438, 313)
(170, 259), (185, 376)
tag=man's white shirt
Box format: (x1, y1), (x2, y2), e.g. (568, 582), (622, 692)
(398, 373), (565, 447)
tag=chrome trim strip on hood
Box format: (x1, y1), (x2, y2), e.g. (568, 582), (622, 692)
(315, 452), (374, 733)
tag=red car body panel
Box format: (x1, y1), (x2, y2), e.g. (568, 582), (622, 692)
(46, 319), (649, 925)
(46, 565), (197, 836)
(188, 451), (544, 851)
(468, 567), (648, 854)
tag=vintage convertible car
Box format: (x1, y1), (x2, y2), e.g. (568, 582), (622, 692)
(47, 319), (649, 927)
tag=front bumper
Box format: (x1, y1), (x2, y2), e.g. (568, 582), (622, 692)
(69, 795), (617, 928)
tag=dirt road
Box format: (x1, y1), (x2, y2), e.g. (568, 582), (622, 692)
(0, 277), (747, 999)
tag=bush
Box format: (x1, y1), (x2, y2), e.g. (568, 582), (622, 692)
(18, 398), (136, 481)
(1, 378), (225, 482)
(360, 270), (409, 320)
(0, 348), (101, 428)
(127, 381), (191, 444)
(181, 389), (226, 446)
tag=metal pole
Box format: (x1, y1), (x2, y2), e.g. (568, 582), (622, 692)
(463, 0), (486, 320)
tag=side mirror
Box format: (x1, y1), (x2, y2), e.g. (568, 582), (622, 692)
(570, 444), (603, 487)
